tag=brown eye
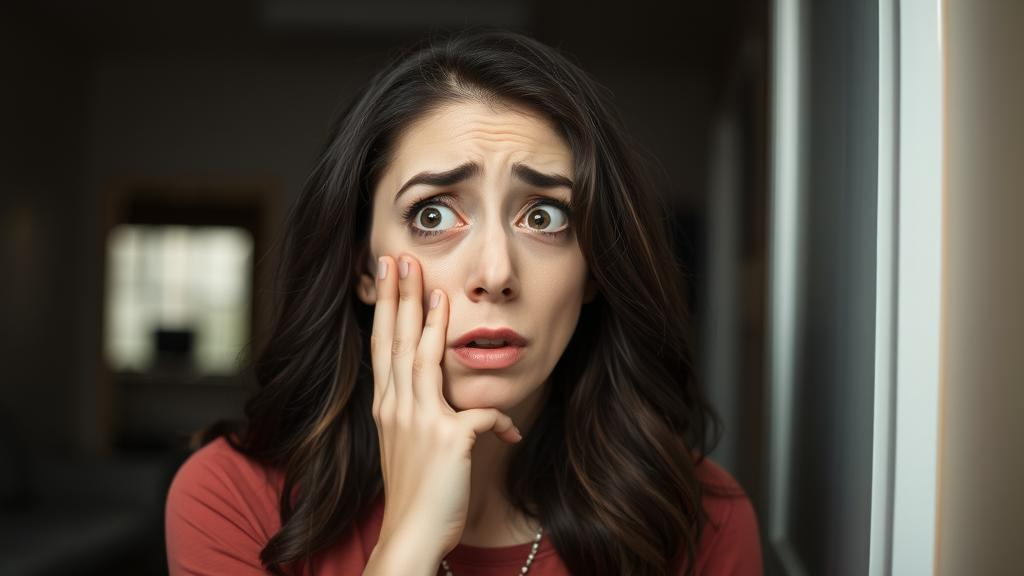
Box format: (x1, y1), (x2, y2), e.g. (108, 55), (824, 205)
(419, 207), (443, 229)
(527, 209), (550, 229)
(522, 204), (568, 233)
(409, 203), (460, 236)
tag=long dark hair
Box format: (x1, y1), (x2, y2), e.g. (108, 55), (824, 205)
(199, 27), (721, 576)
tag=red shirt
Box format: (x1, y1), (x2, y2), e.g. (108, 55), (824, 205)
(165, 436), (762, 575)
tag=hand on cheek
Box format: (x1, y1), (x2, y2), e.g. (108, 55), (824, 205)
(391, 252), (442, 326)
(368, 251), (519, 562)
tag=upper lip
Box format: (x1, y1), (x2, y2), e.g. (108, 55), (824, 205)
(452, 327), (528, 348)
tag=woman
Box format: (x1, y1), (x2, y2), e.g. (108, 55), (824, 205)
(165, 28), (761, 575)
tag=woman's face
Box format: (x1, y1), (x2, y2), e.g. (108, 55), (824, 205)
(357, 99), (594, 414)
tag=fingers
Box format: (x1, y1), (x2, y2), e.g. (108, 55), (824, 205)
(370, 256), (398, 417)
(456, 408), (523, 445)
(392, 254), (425, 413)
(371, 253), (520, 456)
(414, 287), (449, 411)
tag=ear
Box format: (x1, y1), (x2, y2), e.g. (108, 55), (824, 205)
(356, 271), (377, 305)
(354, 243), (377, 305)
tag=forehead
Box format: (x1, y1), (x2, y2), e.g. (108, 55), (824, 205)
(383, 100), (573, 185)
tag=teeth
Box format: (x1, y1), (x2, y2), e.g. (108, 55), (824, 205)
(469, 338), (507, 348)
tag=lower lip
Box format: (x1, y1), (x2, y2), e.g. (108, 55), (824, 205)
(452, 345), (525, 369)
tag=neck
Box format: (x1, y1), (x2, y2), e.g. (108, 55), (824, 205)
(460, 383), (547, 547)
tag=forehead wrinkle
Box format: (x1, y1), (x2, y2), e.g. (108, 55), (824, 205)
(423, 105), (564, 148)
(385, 103), (572, 197)
(445, 128), (568, 166)
(441, 125), (555, 148)
(406, 133), (569, 176)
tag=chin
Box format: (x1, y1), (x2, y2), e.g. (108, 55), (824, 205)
(441, 372), (525, 412)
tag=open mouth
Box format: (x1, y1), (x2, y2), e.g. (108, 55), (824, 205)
(453, 341), (526, 369)
(465, 339), (510, 348)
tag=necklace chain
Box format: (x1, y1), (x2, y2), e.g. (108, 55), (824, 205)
(440, 526), (544, 576)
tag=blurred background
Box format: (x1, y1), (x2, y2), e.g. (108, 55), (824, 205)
(1, 1), (1020, 575)
(1, 1), (768, 574)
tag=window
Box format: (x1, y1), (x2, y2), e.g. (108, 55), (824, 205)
(104, 225), (253, 375)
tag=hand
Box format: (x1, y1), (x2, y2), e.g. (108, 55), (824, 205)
(370, 253), (522, 560)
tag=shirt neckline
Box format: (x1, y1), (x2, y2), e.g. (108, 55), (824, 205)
(367, 491), (555, 568)
(443, 533), (556, 567)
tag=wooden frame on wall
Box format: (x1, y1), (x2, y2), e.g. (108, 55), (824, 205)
(95, 175), (283, 452)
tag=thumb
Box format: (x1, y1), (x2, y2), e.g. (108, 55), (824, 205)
(455, 408), (522, 444)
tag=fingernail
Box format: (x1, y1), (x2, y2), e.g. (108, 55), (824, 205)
(377, 258), (387, 280)
(513, 427), (523, 441)
(430, 290), (440, 309)
(399, 258), (410, 279)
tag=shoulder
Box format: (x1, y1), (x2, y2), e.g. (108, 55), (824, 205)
(165, 436), (285, 575)
(166, 435), (283, 523)
(690, 457), (764, 575)
(694, 456), (747, 498)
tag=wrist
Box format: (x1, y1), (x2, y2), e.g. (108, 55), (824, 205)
(367, 528), (444, 575)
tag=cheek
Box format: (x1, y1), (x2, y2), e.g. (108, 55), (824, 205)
(368, 205), (415, 261)
(535, 261), (588, 336)
(548, 284), (585, 332)
(415, 255), (461, 310)
(555, 262), (589, 329)
(538, 252), (588, 302)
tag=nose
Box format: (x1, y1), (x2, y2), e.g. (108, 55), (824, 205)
(464, 215), (519, 302)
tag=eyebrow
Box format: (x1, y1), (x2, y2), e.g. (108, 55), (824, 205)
(393, 161), (574, 203)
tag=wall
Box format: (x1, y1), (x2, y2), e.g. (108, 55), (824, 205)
(3, 4), (735, 456)
(938, 1), (1024, 572)
(0, 7), (90, 455)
